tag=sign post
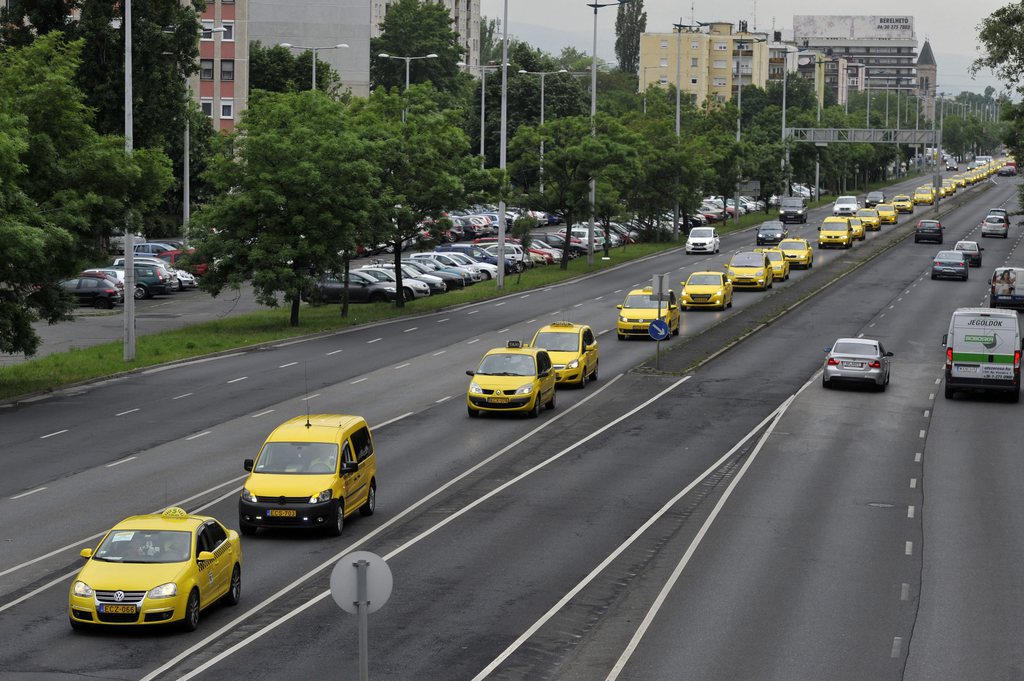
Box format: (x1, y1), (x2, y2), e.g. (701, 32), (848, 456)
(330, 551), (393, 681)
(650, 274), (672, 368)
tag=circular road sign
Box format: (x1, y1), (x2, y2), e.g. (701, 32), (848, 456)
(648, 319), (670, 341)
(330, 551), (393, 614)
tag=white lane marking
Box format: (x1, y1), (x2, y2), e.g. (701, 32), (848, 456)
(910, 478), (918, 489)
(892, 637), (903, 658)
(435, 396), (453, 404)
(40, 430), (68, 440)
(11, 487), (47, 500)
(923, 410), (930, 418)
(498, 328), (510, 333)
(880, 313), (886, 318)
(857, 333), (865, 338)
(468, 339), (480, 344)
(105, 456), (137, 468)
(192, 486), (244, 514)
(279, 362), (298, 368)
(372, 412), (414, 429)
(520, 295), (530, 299)
(251, 409), (275, 418)
(0, 569), (78, 614)
(351, 378), (368, 384)
(928, 393), (934, 401)
(600, 394), (798, 681)
(146, 377), (632, 681)
(185, 431), (211, 441)
(403, 327), (418, 333)
(905, 541), (914, 555)
(914, 452), (922, 463)
(935, 378), (941, 385)
(227, 377), (247, 384)
(908, 505), (916, 519)
(526, 319), (537, 324)
(115, 408), (140, 416)
(869, 323), (876, 328)
(173, 392), (193, 400)
(550, 310), (562, 316)
(300, 394), (320, 401)
(467, 310), (480, 315)
(367, 337), (382, 343)
(594, 296), (604, 300)
(573, 303), (583, 308)
(495, 302), (506, 307)
(889, 305), (895, 309)
(436, 318), (449, 323)
(919, 430), (926, 439)
(432, 350), (446, 356)
(598, 329), (610, 336)
(325, 350), (344, 357)
(394, 363), (410, 370)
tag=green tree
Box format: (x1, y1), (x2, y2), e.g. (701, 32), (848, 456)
(973, 3), (1024, 87)
(249, 41), (341, 93)
(0, 0), (80, 46)
(479, 17), (501, 65)
(370, 0), (464, 93)
(190, 91), (377, 326)
(614, 0), (646, 73)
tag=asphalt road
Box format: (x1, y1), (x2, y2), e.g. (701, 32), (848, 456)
(0, 171), (1020, 681)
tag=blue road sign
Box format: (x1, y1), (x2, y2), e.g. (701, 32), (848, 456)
(649, 319), (670, 341)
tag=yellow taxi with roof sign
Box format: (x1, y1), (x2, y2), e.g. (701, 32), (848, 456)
(616, 286), (680, 339)
(467, 340), (557, 417)
(848, 217), (866, 241)
(818, 217), (853, 249)
(530, 321), (598, 387)
(681, 271), (733, 310)
(892, 194), (914, 213)
(69, 507), (242, 632)
(778, 238), (814, 268)
(913, 186), (935, 205)
(875, 203), (897, 224)
(856, 208), (881, 231)
(754, 247), (790, 281)
(952, 174), (967, 188)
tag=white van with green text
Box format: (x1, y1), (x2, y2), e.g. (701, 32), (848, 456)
(943, 307), (1021, 401)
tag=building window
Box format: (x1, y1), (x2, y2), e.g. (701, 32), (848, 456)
(659, 75), (668, 85)
(221, 21), (234, 41)
(221, 59), (234, 81)
(714, 42), (728, 51)
(221, 99), (234, 119)
(691, 77), (698, 84)
(201, 20), (214, 40)
(222, 0), (234, 3)
(660, 39), (668, 49)
(713, 77), (727, 87)
(660, 58), (668, 67)
(713, 59), (726, 69)
(691, 57), (699, 67)
(691, 40), (699, 50)
(200, 98), (213, 118)
(200, 59), (214, 80)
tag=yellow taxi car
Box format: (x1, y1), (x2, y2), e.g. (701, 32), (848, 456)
(856, 208), (881, 231)
(913, 186), (935, 205)
(681, 271), (733, 310)
(755, 247), (791, 281)
(725, 251), (774, 290)
(239, 415), (377, 537)
(892, 194), (914, 214)
(466, 340), (556, 417)
(530, 321), (598, 387)
(848, 217), (866, 241)
(875, 203), (897, 224)
(942, 180), (956, 197)
(69, 507), (241, 632)
(952, 174), (967, 189)
(818, 217), (853, 249)
(778, 238), (814, 268)
(616, 286), (680, 340)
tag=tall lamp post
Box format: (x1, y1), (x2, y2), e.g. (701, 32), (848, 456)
(640, 65), (661, 114)
(280, 42), (349, 90)
(377, 52), (438, 122)
(459, 61), (502, 168)
(496, 0), (509, 289)
(586, 0), (632, 265)
(123, 0), (135, 361)
(519, 68), (568, 193)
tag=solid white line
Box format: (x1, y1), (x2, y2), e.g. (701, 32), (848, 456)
(40, 430), (67, 439)
(905, 541), (913, 556)
(0, 570), (78, 614)
(432, 350), (446, 356)
(351, 378), (367, 384)
(11, 487), (46, 500)
(908, 505), (915, 519)
(404, 327), (418, 333)
(185, 431), (211, 441)
(395, 363), (410, 369)
(601, 394), (796, 681)
(300, 394), (320, 401)
(227, 377), (247, 384)
(105, 456), (137, 468)
(435, 396), (454, 404)
(172, 392), (193, 400)
(279, 362), (298, 368)
(251, 409), (274, 418)
(367, 338), (382, 344)
(326, 349), (343, 356)
(115, 408), (139, 416)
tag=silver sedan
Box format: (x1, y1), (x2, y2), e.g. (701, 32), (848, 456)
(822, 338), (893, 391)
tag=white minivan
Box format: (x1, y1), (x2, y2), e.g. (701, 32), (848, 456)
(943, 307), (1022, 401)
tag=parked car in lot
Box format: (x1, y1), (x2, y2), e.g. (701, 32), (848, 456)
(481, 243), (528, 272)
(133, 242), (177, 256)
(914, 220), (944, 244)
(157, 249), (208, 276)
(822, 337), (893, 391)
(539, 233), (587, 258)
(61, 276), (124, 309)
(931, 250), (970, 281)
(981, 213), (1010, 238)
(755, 221), (788, 246)
(112, 255), (179, 292)
(436, 243), (516, 273)
(80, 268), (125, 293)
(953, 240), (984, 267)
(685, 227), (720, 254)
(404, 257), (476, 285)
(303, 271), (398, 304)
(411, 251), (494, 280)
(356, 266), (431, 299)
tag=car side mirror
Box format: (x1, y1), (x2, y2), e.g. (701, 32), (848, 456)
(616, 304), (623, 310)
(244, 459), (254, 472)
(80, 548), (93, 559)
(885, 351), (894, 357)
(824, 347), (831, 353)
(942, 334), (948, 346)
(817, 226), (821, 231)
(197, 551), (216, 563)
(340, 461), (359, 474)
(980, 247), (985, 251)
(466, 370), (475, 376)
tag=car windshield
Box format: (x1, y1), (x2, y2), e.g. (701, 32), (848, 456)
(780, 199), (803, 208)
(254, 442), (339, 474)
(919, 222), (940, 229)
(955, 243), (978, 251)
(760, 226), (783, 234)
(533, 332), (580, 352)
(93, 529), (192, 564)
(362, 269), (395, 282)
(476, 353), (536, 376)
(985, 216), (1004, 223)
(764, 251), (782, 262)
(895, 195), (910, 201)
(779, 242), (804, 251)
(622, 293), (667, 309)
(857, 210), (875, 216)
(688, 274), (722, 286)
(833, 341), (877, 356)
(730, 253), (764, 267)
(936, 252), (964, 261)
(690, 228), (714, 239)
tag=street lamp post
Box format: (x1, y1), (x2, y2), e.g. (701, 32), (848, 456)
(377, 52), (438, 122)
(519, 69), (568, 193)
(496, 0), (509, 289)
(459, 61), (501, 168)
(640, 65), (661, 114)
(281, 42), (349, 90)
(123, 0), (135, 361)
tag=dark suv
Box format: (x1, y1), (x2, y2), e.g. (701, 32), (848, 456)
(756, 221), (789, 245)
(778, 197), (808, 224)
(864, 191), (885, 207)
(914, 220), (944, 244)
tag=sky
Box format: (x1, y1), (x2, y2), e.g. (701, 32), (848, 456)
(480, 0), (1010, 96)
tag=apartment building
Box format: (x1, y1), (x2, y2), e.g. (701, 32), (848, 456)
(195, 0), (249, 132)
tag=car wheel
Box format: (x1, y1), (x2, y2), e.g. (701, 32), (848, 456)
(468, 405), (480, 418)
(822, 374), (831, 389)
(134, 284), (147, 300)
(239, 521), (257, 537)
(181, 589), (200, 632)
(580, 367), (588, 388)
(95, 297), (112, 310)
(877, 380), (887, 392)
(222, 565), (241, 606)
(1011, 389), (1020, 404)
(591, 363), (598, 382)
(327, 501), (344, 537)
(672, 320), (680, 336)
(546, 391), (556, 410)
(931, 274), (937, 280)
(369, 291), (387, 303)
(527, 396), (541, 418)
(727, 298), (733, 308)
(360, 480), (376, 516)
(944, 384), (954, 399)
(617, 333), (626, 340)
(403, 288), (414, 302)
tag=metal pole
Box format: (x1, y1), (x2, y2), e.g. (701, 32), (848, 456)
(735, 46), (742, 225)
(496, 0), (508, 288)
(404, 57), (410, 91)
(539, 72), (546, 194)
(885, 89), (889, 127)
(183, 117), (190, 229)
(673, 21), (682, 239)
(815, 62), (821, 202)
(312, 47), (317, 90)
(356, 559), (369, 681)
(866, 88), (870, 127)
(587, 4), (598, 265)
(479, 67), (486, 168)
(123, 0), (135, 362)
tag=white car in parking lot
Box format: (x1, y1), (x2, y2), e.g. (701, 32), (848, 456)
(685, 227), (720, 254)
(357, 266), (432, 299)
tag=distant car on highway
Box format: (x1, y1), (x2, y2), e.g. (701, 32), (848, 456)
(980, 214), (1009, 238)
(822, 337), (893, 391)
(778, 238), (813, 268)
(466, 340), (557, 417)
(914, 220), (944, 244)
(685, 227), (720, 254)
(616, 286), (681, 339)
(931, 250), (970, 281)
(864, 191), (886, 207)
(681, 271), (733, 311)
(530, 321), (599, 387)
(892, 195), (914, 214)
(953, 240), (983, 267)
(832, 195), (859, 216)
(755, 221), (788, 246)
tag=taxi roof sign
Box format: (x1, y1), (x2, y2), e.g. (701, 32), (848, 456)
(161, 507), (189, 520)
(506, 340), (523, 348)
(550, 321), (575, 327)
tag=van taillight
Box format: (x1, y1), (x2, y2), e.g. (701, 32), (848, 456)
(1016, 350), (1021, 369)
(946, 347), (953, 366)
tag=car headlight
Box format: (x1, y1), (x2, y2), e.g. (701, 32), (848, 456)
(469, 381), (484, 394)
(148, 582), (177, 599)
(619, 315), (629, 322)
(310, 489), (332, 504)
(566, 359), (580, 369)
(755, 269), (764, 277)
(514, 383), (534, 395)
(241, 488), (258, 503)
(73, 581), (94, 598)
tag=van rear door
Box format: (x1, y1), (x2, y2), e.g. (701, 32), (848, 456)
(950, 313), (1017, 382)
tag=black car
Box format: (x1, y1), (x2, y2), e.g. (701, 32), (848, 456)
(303, 271), (398, 304)
(756, 221), (789, 245)
(61, 276), (123, 309)
(931, 251), (969, 281)
(914, 220), (943, 244)
(778, 197), (808, 224)
(864, 191), (886, 207)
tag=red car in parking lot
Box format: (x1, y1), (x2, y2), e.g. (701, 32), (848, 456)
(158, 249), (207, 276)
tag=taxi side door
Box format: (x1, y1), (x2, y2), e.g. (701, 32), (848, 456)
(667, 291), (680, 331)
(536, 351), (556, 406)
(194, 523), (230, 604)
(347, 425), (375, 512)
(581, 326), (598, 376)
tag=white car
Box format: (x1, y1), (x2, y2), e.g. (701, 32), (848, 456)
(414, 251), (497, 280)
(833, 196), (860, 216)
(111, 255), (179, 291)
(357, 266), (431, 298)
(174, 269), (198, 290)
(482, 243), (527, 271)
(529, 239), (564, 263)
(685, 227), (720, 254)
